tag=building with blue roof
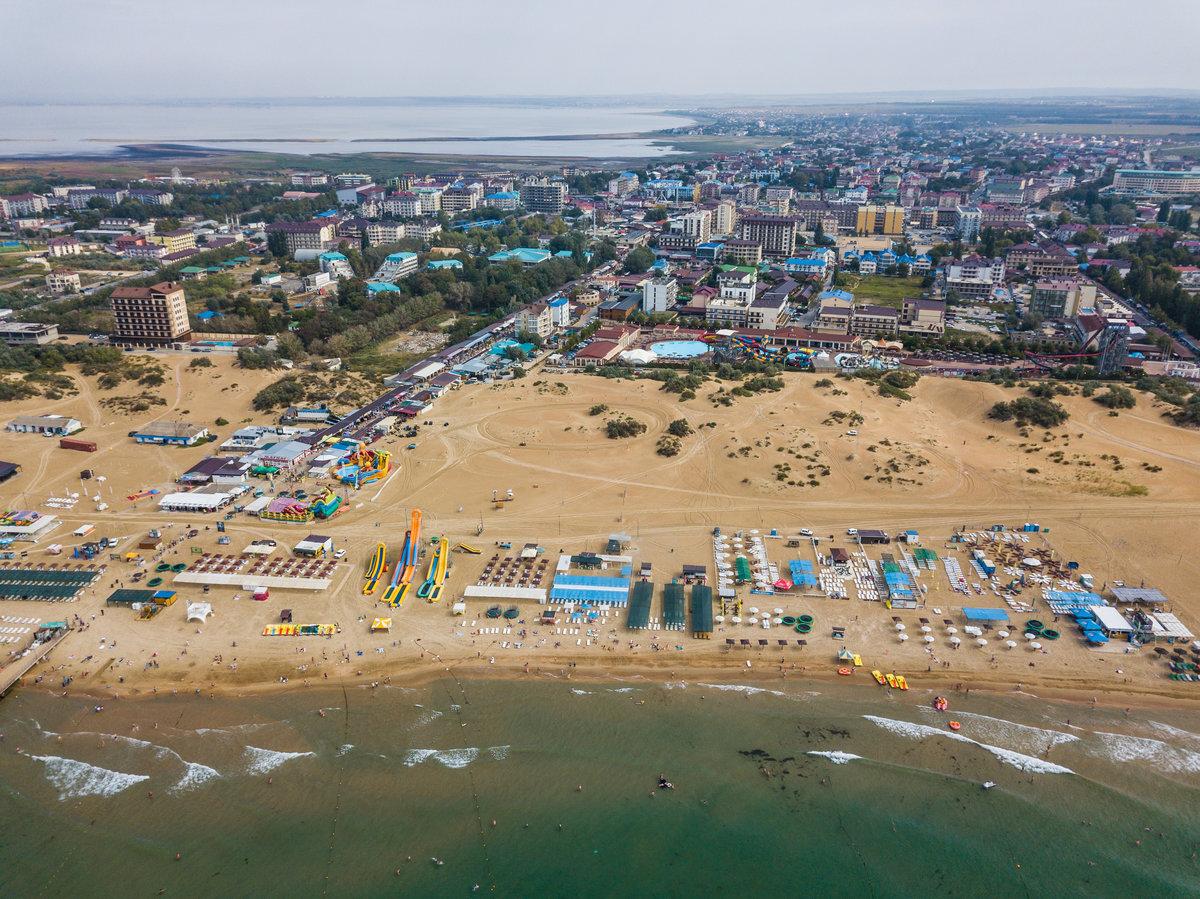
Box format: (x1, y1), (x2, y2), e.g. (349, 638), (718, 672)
(366, 281), (401, 295)
(489, 248), (552, 266)
(427, 259), (463, 271)
(820, 289), (854, 303)
(783, 258), (827, 277)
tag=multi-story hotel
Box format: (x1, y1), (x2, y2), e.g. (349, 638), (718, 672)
(110, 281), (192, 346)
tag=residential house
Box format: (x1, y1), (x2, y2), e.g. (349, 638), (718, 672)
(130, 421), (210, 446)
(45, 270), (80, 293)
(46, 236), (82, 257)
(7, 414), (82, 435)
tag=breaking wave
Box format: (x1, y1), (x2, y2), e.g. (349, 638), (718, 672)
(403, 745), (510, 769)
(862, 715), (1073, 775)
(243, 746), (316, 776)
(807, 750), (862, 765)
(28, 754), (149, 800)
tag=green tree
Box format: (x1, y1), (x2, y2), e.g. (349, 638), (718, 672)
(623, 246), (654, 274)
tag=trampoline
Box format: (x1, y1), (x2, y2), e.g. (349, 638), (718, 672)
(649, 340), (709, 359)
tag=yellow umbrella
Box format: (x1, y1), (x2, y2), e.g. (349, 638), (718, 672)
(371, 618), (392, 631)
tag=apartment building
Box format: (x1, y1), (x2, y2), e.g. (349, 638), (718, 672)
(365, 221), (405, 245)
(150, 229), (196, 254)
(1112, 169), (1200, 196)
(943, 255), (1006, 300)
(739, 215), (797, 257)
(515, 302), (554, 340)
(1031, 278), (1097, 319)
(109, 281), (192, 345)
(642, 277), (678, 314)
(290, 172), (329, 187)
(680, 209), (712, 245)
(519, 179), (567, 215)
(2, 193), (49, 216)
(45, 270), (81, 293)
(855, 204), (905, 236)
(66, 188), (127, 210)
(712, 200), (737, 236)
(265, 220), (340, 253)
(440, 186), (479, 214)
(333, 173), (371, 187)
(955, 205), (982, 241)
(129, 188), (174, 206)
(46, 236), (82, 257)
(383, 193), (422, 217)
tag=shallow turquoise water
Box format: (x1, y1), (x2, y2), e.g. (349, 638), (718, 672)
(2, 679), (1199, 897)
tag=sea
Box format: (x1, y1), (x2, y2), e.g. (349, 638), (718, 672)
(2, 678), (1199, 897)
(0, 100), (693, 158)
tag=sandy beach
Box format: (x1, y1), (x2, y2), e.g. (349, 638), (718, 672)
(4, 359), (1200, 708)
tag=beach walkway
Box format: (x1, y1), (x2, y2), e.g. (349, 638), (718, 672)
(0, 628), (72, 698)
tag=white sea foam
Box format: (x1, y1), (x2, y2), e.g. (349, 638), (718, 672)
(337, 744), (354, 757)
(192, 723), (269, 736)
(171, 762), (220, 795)
(1146, 721), (1200, 751)
(697, 683), (786, 697)
(807, 750), (862, 765)
(29, 754), (149, 800)
(1090, 731), (1200, 773)
(938, 711), (1079, 751)
(403, 745), (510, 768)
(611, 687), (635, 693)
(862, 715), (1073, 775)
(243, 746), (316, 776)
(570, 689), (596, 695)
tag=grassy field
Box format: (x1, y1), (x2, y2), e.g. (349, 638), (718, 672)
(839, 274), (927, 308)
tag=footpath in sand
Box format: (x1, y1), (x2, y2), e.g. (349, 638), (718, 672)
(2, 368), (1200, 706)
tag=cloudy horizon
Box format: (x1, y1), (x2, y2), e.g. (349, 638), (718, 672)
(6, 0), (1200, 103)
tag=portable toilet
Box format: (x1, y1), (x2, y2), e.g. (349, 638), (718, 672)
(253, 586), (270, 602)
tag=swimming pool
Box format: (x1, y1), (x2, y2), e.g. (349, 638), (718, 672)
(649, 340), (709, 359)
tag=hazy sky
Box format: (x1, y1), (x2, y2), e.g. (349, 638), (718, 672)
(7, 0), (1200, 102)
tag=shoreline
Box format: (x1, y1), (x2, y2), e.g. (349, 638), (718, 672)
(30, 647), (1200, 713)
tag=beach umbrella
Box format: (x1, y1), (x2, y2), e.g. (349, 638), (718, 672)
(946, 626), (958, 634)
(950, 636), (961, 645)
(1005, 640), (1017, 648)
(998, 630), (1010, 639)
(773, 607), (785, 615)
(1030, 641), (1042, 650)
(715, 615), (725, 623)
(898, 633), (909, 642)
(976, 638), (988, 647)
(749, 607), (759, 615)
(924, 635), (935, 643)
(748, 617), (758, 625)
(920, 625), (932, 633)
(774, 617), (784, 625)
(731, 616), (741, 624)
(1024, 632), (1036, 641)
(895, 623), (906, 631)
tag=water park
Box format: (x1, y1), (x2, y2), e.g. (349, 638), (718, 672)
(259, 486), (342, 523)
(334, 443), (391, 489)
(416, 537), (451, 602)
(731, 335), (817, 368)
(363, 541), (387, 595)
(383, 509), (423, 606)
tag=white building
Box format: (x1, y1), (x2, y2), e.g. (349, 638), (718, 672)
(679, 210), (712, 245)
(371, 252), (419, 281)
(642, 277), (678, 314)
(7, 414), (82, 435)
